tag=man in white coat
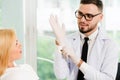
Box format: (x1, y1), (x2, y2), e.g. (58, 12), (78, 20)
(49, 0), (119, 80)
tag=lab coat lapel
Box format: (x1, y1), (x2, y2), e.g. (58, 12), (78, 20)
(87, 29), (109, 69)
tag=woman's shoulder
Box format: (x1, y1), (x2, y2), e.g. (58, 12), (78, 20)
(17, 64), (36, 73)
(1, 64), (39, 80)
(19, 64), (33, 69)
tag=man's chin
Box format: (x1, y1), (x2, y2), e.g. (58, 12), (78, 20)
(79, 29), (88, 33)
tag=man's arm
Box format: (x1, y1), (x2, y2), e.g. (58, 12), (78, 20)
(54, 50), (70, 79)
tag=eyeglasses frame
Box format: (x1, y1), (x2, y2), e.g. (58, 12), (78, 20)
(75, 10), (101, 21)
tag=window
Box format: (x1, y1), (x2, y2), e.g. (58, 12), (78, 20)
(0, 0), (24, 63)
(36, 0), (80, 80)
(104, 0), (120, 60)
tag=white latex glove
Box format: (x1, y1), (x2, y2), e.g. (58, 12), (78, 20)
(59, 43), (80, 65)
(49, 15), (80, 65)
(49, 15), (66, 46)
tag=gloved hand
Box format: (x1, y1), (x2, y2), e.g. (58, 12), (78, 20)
(49, 15), (80, 65)
(49, 15), (66, 46)
(56, 40), (80, 65)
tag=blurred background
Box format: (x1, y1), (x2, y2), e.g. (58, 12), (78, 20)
(0, 0), (120, 80)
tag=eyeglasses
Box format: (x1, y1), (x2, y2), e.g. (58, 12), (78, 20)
(75, 10), (101, 21)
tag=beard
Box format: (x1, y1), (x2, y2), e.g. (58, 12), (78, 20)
(79, 23), (98, 34)
(79, 27), (93, 33)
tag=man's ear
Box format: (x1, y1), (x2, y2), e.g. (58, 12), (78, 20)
(99, 13), (103, 21)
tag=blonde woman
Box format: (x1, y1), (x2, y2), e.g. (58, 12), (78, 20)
(0, 29), (39, 80)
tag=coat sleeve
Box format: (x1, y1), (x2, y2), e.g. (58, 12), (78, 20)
(54, 50), (70, 79)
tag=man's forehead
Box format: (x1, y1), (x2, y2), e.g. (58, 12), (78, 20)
(78, 4), (99, 14)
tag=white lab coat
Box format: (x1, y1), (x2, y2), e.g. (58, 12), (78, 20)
(54, 28), (119, 80)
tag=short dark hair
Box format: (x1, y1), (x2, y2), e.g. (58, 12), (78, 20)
(80, 0), (103, 12)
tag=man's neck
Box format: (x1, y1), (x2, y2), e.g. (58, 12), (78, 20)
(84, 27), (98, 37)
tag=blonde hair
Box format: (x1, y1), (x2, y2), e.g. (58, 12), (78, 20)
(0, 29), (16, 76)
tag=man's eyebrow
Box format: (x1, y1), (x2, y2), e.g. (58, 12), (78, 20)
(78, 10), (93, 15)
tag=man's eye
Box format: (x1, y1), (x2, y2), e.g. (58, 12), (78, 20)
(78, 11), (83, 16)
(86, 14), (93, 18)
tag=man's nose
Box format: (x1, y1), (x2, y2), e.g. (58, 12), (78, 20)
(80, 16), (86, 22)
